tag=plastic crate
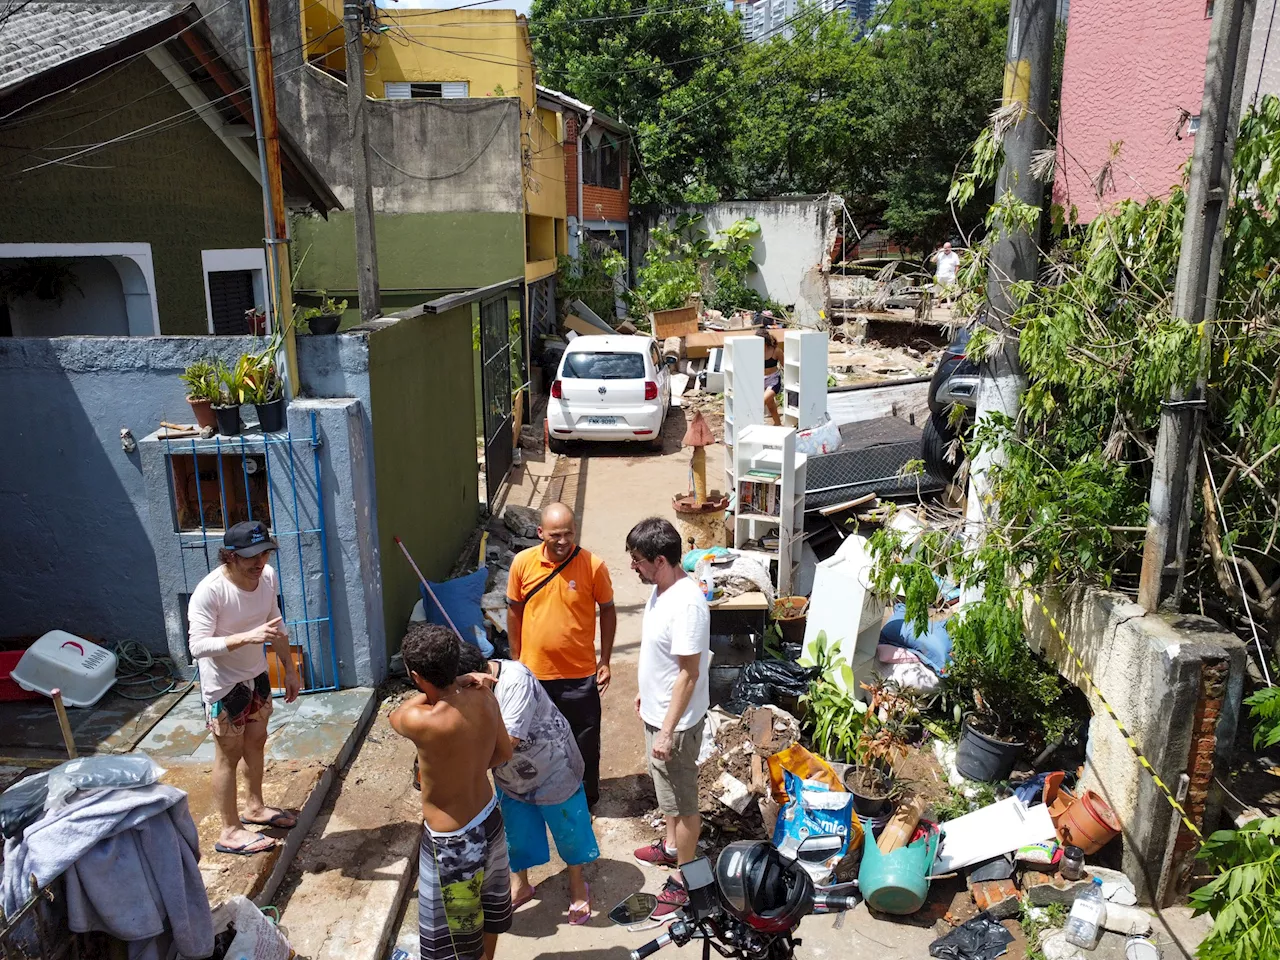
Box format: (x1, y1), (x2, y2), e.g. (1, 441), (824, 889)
(9, 630), (118, 708)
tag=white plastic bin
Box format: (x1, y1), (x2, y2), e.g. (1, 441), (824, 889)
(10, 630), (117, 707)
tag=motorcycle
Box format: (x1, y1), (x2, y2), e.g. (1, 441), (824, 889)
(608, 837), (860, 960)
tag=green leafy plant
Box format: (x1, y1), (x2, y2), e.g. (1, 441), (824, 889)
(799, 631), (867, 763)
(1020, 900), (1070, 960)
(1190, 817), (1280, 960)
(556, 241), (627, 325)
(297, 291), (348, 322)
(180, 358), (221, 402)
(629, 216), (706, 314)
(1245, 687), (1280, 750)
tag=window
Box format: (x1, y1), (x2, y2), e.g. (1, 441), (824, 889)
(1188, 114), (1201, 135)
(168, 452), (270, 532)
(202, 249), (268, 335)
(649, 343), (662, 369)
(1205, 0), (1214, 17)
(561, 352), (646, 380)
(581, 132), (623, 190)
(384, 81), (469, 99)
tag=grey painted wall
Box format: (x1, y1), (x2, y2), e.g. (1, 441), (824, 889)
(633, 196), (838, 326)
(0, 336), (255, 647)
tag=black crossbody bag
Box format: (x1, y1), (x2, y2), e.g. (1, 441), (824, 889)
(520, 545), (581, 604)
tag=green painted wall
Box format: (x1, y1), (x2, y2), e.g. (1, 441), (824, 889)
(0, 58), (264, 334)
(292, 210), (525, 298)
(367, 304), (480, 653)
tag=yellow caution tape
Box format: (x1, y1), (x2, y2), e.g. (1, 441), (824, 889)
(1027, 589), (1203, 840)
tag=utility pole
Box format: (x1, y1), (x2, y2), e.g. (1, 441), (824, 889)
(965, 0), (1056, 530)
(1137, 0), (1255, 612)
(343, 0), (381, 322)
(243, 0), (298, 390)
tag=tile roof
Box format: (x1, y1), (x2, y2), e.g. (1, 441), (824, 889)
(0, 1), (187, 93)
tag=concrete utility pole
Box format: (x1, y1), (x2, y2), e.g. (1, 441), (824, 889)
(244, 0), (298, 390)
(343, 0), (381, 323)
(1138, 0), (1255, 613)
(964, 0), (1056, 531)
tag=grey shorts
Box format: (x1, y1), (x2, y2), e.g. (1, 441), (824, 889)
(645, 718), (705, 818)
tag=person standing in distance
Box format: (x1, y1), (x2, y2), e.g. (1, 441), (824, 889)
(626, 517), (711, 918)
(506, 502), (615, 809)
(932, 241), (961, 294)
(187, 520), (301, 856)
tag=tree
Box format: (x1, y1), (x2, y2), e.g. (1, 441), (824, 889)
(529, 0), (745, 204)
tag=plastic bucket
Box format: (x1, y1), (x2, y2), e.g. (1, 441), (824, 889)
(858, 823), (941, 915)
(955, 716), (1024, 782)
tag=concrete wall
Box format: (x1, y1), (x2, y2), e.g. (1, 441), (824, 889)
(1025, 587), (1246, 903)
(633, 196), (837, 325)
(365, 305), (480, 655)
(0, 336), (255, 647)
(0, 58), (265, 334)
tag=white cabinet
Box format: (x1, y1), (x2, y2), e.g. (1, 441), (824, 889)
(732, 424), (806, 595)
(782, 329), (828, 429)
(799, 535), (884, 698)
(724, 335), (764, 506)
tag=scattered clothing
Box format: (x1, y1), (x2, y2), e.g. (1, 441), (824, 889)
(645, 718), (705, 818)
(3, 784), (213, 960)
(877, 643), (924, 665)
(186, 564), (279, 704)
(638, 576), (711, 732)
(506, 544), (614, 682)
(418, 798), (512, 960)
(205, 670), (272, 737)
(880, 602), (953, 674)
(538, 675), (601, 808)
(877, 661), (940, 695)
(499, 784), (598, 873)
(490, 660), (584, 806)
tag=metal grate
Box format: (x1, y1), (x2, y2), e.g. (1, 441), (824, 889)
(208, 270), (254, 336)
(479, 295), (513, 503)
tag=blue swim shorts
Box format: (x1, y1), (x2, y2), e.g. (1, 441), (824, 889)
(498, 784), (600, 874)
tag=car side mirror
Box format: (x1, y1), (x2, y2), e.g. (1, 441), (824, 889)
(609, 892), (658, 925)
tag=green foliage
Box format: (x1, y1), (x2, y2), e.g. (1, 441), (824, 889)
(556, 241), (627, 325)
(1021, 901), (1070, 960)
(630, 215), (765, 314)
(180, 359), (221, 402)
(1245, 687), (1280, 750)
(932, 781), (1000, 822)
(297, 291), (347, 323)
(800, 631), (867, 763)
(1190, 817), (1280, 960)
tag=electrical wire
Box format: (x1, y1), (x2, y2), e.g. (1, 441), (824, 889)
(369, 108), (508, 178)
(1252, 0), (1278, 107)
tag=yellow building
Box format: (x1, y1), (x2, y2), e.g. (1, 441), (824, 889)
(302, 5), (568, 287)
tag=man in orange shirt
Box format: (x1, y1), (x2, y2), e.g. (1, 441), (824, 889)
(506, 502), (615, 809)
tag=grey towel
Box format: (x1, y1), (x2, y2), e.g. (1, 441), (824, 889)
(2, 784), (213, 959)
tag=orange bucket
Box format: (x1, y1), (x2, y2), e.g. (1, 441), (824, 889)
(1043, 773), (1120, 854)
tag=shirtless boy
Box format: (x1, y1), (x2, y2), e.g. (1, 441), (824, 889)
(390, 623), (514, 960)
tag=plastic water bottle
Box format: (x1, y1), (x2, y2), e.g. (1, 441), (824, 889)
(1064, 877), (1107, 949)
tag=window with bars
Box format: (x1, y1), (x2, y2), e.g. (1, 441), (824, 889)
(384, 81), (469, 99)
(207, 270), (255, 336)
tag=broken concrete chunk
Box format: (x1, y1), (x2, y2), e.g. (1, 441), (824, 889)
(519, 424), (542, 452)
(1038, 930), (1085, 960)
(481, 589), (508, 611)
(1026, 867), (1138, 909)
(1088, 866), (1138, 906)
(1101, 904), (1153, 936)
(969, 877), (1020, 920)
(503, 505), (540, 539)
(717, 773), (753, 814)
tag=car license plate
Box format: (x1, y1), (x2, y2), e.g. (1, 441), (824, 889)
(586, 416), (617, 425)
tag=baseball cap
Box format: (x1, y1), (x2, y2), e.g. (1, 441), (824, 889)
(224, 520), (278, 558)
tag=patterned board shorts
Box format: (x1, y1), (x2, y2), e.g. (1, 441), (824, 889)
(419, 797), (512, 960)
(205, 671), (273, 737)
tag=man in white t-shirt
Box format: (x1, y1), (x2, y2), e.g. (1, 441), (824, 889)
(932, 241), (961, 291)
(626, 517), (711, 918)
(187, 520), (301, 856)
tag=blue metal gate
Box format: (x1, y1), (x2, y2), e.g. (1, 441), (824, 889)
(162, 412), (339, 694)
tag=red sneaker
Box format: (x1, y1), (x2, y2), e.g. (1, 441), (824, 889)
(652, 878), (688, 919)
(634, 840), (679, 869)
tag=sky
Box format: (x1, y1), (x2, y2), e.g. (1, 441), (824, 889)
(377, 0), (534, 15)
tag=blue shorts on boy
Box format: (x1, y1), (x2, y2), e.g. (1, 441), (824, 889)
(499, 783), (599, 873)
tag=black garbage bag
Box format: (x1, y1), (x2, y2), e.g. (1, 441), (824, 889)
(0, 772), (49, 840)
(724, 660), (817, 713)
(928, 912), (1014, 960)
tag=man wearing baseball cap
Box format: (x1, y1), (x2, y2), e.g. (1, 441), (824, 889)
(187, 520), (301, 855)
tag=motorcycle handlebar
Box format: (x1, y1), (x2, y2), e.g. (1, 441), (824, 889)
(812, 893), (860, 913)
(631, 933), (672, 960)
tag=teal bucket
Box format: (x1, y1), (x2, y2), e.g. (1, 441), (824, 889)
(857, 824), (942, 915)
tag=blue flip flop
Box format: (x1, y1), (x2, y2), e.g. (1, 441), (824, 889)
(215, 836), (277, 856)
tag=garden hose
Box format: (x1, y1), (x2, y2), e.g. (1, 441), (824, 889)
(113, 640), (192, 700)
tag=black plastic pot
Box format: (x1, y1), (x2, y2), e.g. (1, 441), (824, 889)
(955, 715), (1025, 782)
(212, 404), (242, 437)
(255, 396), (286, 433)
(845, 766), (895, 819)
(308, 313), (341, 335)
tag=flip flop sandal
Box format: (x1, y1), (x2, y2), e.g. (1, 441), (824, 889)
(214, 836), (277, 856)
(240, 810), (297, 829)
(568, 883), (591, 926)
(512, 885), (538, 909)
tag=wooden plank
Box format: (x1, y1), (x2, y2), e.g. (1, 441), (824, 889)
(564, 315), (606, 337)
(826, 379), (930, 426)
(684, 328), (760, 359)
(818, 493), (877, 516)
(710, 591), (770, 611)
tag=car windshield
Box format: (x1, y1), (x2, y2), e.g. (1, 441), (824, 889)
(562, 352), (646, 380)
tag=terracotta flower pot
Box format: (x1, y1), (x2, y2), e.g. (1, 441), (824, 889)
(187, 396), (217, 430)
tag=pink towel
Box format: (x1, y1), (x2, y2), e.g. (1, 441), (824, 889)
(877, 643), (923, 665)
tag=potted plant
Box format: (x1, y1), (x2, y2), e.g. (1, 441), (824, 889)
(299, 292), (347, 335)
(244, 351), (285, 433)
(244, 306), (268, 336)
(180, 358), (220, 430)
(843, 677), (912, 819)
(212, 358), (247, 437)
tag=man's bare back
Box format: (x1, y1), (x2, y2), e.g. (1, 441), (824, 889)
(391, 683), (512, 832)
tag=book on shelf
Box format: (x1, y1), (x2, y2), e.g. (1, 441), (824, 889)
(744, 468), (781, 481)
(737, 480), (781, 517)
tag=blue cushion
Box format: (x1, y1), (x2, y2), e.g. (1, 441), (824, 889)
(420, 567), (493, 657)
(879, 602), (952, 674)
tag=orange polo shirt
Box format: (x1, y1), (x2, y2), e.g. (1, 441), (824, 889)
(507, 543), (614, 681)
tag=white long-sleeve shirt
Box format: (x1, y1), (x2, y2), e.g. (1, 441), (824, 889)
(187, 565), (282, 703)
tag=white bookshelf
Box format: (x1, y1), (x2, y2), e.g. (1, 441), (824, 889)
(733, 424), (807, 596)
(723, 335), (764, 506)
(782, 329), (828, 429)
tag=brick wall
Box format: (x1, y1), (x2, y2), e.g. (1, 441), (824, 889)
(1171, 657), (1230, 887)
(562, 113), (630, 225)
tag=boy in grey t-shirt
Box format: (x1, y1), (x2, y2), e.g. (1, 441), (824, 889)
(456, 645), (600, 924)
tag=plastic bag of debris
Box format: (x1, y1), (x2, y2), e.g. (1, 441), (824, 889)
(724, 660), (816, 713)
(928, 912), (1014, 960)
(212, 896), (294, 960)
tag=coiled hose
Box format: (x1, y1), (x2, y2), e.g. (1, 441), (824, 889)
(114, 639), (192, 700)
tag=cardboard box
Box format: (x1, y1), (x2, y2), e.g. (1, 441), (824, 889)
(652, 306), (699, 340)
(683, 328), (760, 359)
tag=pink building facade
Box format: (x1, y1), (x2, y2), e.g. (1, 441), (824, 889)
(1054, 0), (1278, 222)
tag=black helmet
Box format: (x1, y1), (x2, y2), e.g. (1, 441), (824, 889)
(714, 841), (813, 933)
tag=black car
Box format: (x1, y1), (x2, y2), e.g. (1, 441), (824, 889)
(922, 326), (979, 483)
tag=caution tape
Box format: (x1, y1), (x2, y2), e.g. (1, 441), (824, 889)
(1027, 589), (1203, 841)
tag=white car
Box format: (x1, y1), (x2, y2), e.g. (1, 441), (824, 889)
(546, 335), (672, 454)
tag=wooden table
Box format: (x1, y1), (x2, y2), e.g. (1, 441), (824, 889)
(709, 591), (769, 637)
